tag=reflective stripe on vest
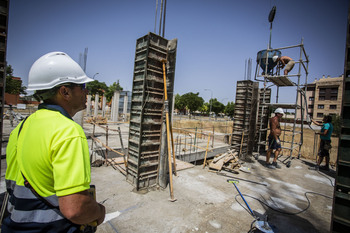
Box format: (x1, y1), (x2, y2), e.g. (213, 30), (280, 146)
(7, 201), (64, 223)
(6, 179), (62, 224)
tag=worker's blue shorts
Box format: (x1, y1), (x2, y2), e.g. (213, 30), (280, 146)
(268, 135), (281, 150)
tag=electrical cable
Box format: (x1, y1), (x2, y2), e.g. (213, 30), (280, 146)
(316, 170), (335, 187)
(234, 191), (332, 217)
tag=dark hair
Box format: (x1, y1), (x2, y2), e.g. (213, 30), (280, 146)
(33, 83), (82, 102)
(34, 88), (60, 102)
(324, 115), (332, 123)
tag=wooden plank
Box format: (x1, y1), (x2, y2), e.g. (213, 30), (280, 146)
(175, 159), (195, 171)
(209, 159), (225, 171)
(107, 157), (126, 164)
(213, 153), (227, 163)
(223, 155), (234, 164)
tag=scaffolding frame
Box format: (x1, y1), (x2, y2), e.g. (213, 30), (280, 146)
(255, 39), (309, 167)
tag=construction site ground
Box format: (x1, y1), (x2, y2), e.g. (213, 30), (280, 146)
(0, 118), (336, 233)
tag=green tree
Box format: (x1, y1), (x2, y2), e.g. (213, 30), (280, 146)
(105, 80), (123, 102)
(5, 65), (27, 95)
(199, 103), (209, 114)
(331, 114), (342, 136)
(210, 98), (225, 115)
(174, 94), (186, 113)
(224, 101), (235, 117)
(181, 92), (204, 113)
(86, 80), (108, 98)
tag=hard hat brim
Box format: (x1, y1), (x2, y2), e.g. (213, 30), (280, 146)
(27, 75), (94, 91)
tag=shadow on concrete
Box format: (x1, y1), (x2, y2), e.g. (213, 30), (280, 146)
(243, 154), (333, 233)
(266, 210), (323, 233)
(300, 159), (336, 181)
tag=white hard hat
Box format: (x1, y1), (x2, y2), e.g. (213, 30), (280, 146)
(272, 55), (279, 62)
(274, 108), (284, 115)
(27, 51), (94, 91)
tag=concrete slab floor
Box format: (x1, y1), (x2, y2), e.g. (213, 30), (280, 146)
(0, 119), (335, 233)
(89, 156), (335, 233)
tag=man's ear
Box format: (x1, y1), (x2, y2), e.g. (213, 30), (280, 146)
(58, 86), (71, 100)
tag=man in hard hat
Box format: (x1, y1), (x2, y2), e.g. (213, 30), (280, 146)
(2, 52), (106, 232)
(266, 108), (284, 169)
(273, 55), (295, 76)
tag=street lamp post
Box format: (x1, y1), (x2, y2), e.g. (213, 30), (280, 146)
(93, 72), (99, 79)
(204, 89), (213, 119)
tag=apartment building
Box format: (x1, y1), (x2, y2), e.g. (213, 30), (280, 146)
(297, 75), (344, 121)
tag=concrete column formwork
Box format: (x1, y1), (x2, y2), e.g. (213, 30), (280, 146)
(126, 32), (177, 190)
(111, 91), (120, 122)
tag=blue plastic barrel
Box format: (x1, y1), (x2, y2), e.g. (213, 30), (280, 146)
(257, 49), (281, 75)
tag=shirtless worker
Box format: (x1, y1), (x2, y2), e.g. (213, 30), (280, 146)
(266, 108), (284, 169)
(273, 55), (295, 75)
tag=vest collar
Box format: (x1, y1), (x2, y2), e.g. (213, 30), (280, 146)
(38, 103), (72, 120)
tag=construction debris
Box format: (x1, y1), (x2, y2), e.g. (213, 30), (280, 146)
(86, 116), (108, 124)
(91, 159), (104, 167)
(208, 149), (240, 172)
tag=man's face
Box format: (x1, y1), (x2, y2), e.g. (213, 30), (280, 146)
(276, 113), (283, 119)
(70, 84), (88, 112)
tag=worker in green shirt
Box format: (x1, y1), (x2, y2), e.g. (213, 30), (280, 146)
(309, 115), (333, 171)
(2, 52), (105, 232)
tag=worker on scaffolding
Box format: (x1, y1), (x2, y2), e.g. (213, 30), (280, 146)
(2, 52), (106, 232)
(309, 115), (333, 171)
(266, 108), (284, 169)
(273, 55), (295, 76)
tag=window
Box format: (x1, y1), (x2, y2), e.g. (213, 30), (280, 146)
(319, 96), (325, 100)
(318, 105), (324, 109)
(331, 88), (338, 94)
(317, 113), (324, 118)
(308, 105), (314, 109)
(330, 105), (337, 109)
(330, 96), (338, 100)
(319, 88), (326, 94)
(309, 97), (314, 101)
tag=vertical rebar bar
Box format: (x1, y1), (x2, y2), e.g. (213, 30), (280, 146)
(90, 123), (96, 163)
(154, 0), (158, 33)
(105, 125), (109, 165)
(162, 0), (167, 37)
(158, 0), (164, 36)
(212, 126), (214, 148)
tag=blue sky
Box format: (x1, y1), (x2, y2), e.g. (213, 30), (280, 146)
(6, 0), (349, 105)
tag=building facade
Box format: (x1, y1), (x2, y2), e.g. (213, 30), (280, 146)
(297, 75), (344, 121)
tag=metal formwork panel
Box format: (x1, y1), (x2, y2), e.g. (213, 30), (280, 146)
(0, 0), (8, 177)
(232, 80), (259, 157)
(126, 32), (177, 190)
(127, 33), (167, 189)
(331, 6), (350, 232)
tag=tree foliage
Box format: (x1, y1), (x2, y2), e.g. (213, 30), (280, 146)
(105, 81), (123, 102)
(174, 94), (185, 112)
(5, 65), (27, 95)
(199, 103), (209, 114)
(86, 80), (108, 97)
(224, 101), (235, 117)
(210, 98), (225, 115)
(331, 114), (342, 137)
(177, 92), (204, 113)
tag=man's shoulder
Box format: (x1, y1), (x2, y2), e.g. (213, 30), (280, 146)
(270, 116), (278, 122)
(34, 110), (84, 136)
